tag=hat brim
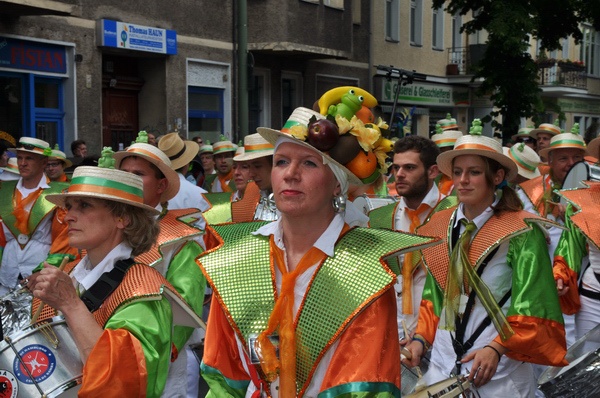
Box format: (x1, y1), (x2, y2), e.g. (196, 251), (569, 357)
(530, 129), (559, 141)
(11, 148), (48, 157)
(113, 152), (181, 203)
(46, 191), (160, 215)
(52, 158), (73, 168)
(586, 137), (600, 159)
(169, 141), (200, 171)
(437, 148), (518, 182)
(257, 127), (362, 185)
(233, 149), (274, 162)
(539, 145), (586, 159)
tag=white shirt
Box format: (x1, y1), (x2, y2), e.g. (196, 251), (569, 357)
(70, 242), (132, 291)
(234, 215), (345, 397)
(0, 174), (54, 291)
(393, 183), (444, 335)
(169, 173), (210, 213)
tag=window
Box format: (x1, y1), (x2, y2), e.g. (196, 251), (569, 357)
(281, 72), (302, 126)
(324, 0), (343, 9)
(410, 0), (423, 46)
(562, 37), (569, 59)
(248, 68), (270, 136)
(385, 0), (400, 42)
(188, 87), (224, 143)
(33, 77), (64, 146)
(581, 24), (600, 77)
(432, 7), (444, 50)
(352, 0), (361, 25)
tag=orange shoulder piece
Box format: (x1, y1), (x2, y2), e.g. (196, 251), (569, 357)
(231, 181), (261, 222)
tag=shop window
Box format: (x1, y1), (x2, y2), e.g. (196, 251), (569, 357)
(188, 87), (224, 143)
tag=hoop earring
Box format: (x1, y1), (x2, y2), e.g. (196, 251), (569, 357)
(332, 195), (346, 213)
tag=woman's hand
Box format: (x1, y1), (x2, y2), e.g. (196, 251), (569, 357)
(401, 340), (424, 368)
(28, 262), (81, 314)
(556, 278), (570, 296)
(461, 343), (504, 387)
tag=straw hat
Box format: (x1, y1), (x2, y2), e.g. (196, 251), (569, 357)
(431, 130), (463, 149)
(530, 121), (561, 140)
(437, 114), (459, 131)
(503, 143), (541, 180)
(233, 133), (275, 161)
(49, 145), (73, 168)
(158, 132), (200, 171)
(114, 133), (181, 202)
(46, 166), (159, 214)
(12, 137), (51, 157)
(233, 141), (245, 158)
(0, 157), (19, 175)
(437, 119), (518, 181)
(212, 136), (236, 155)
(538, 124), (586, 158)
(258, 107), (363, 185)
(511, 127), (535, 142)
(199, 141), (213, 154)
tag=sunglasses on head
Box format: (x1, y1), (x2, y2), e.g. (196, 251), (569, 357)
(517, 137), (535, 143)
(18, 144), (37, 150)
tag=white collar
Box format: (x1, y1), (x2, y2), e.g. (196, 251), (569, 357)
(453, 196), (500, 230)
(71, 242), (133, 291)
(17, 173), (50, 191)
(399, 183), (441, 210)
(253, 213), (345, 258)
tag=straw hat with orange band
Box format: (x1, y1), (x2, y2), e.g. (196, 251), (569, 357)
(233, 133), (274, 162)
(12, 137), (52, 157)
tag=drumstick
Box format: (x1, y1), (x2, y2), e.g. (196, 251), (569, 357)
(402, 319), (410, 341)
(30, 256), (70, 325)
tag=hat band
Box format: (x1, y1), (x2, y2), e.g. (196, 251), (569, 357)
(550, 140), (586, 150)
(454, 142), (497, 152)
(441, 124), (459, 130)
(280, 119), (303, 133)
(215, 144), (235, 152)
(508, 150), (536, 172)
(18, 143), (47, 155)
(245, 143), (274, 153)
(167, 145), (187, 161)
(127, 147), (167, 163)
(435, 138), (457, 146)
(70, 176), (144, 203)
(7, 164), (18, 172)
(539, 126), (561, 134)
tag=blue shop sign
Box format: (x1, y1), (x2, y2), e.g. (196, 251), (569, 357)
(98, 19), (177, 55)
(0, 37), (67, 74)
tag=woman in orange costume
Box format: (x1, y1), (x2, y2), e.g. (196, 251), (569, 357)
(199, 106), (436, 397)
(27, 165), (192, 397)
(403, 124), (567, 396)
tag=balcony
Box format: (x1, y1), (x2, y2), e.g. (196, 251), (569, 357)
(537, 62), (587, 90)
(446, 45), (487, 75)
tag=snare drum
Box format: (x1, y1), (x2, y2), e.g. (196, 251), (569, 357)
(0, 317), (82, 397)
(405, 375), (472, 398)
(539, 323), (600, 397)
(352, 195), (397, 215)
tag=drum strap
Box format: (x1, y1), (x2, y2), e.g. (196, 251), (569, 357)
(80, 258), (135, 312)
(449, 223), (507, 374)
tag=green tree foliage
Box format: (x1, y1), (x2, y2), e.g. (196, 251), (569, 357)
(433, 0), (600, 140)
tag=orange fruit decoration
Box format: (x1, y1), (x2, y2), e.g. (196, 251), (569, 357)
(345, 150), (378, 179)
(355, 106), (375, 124)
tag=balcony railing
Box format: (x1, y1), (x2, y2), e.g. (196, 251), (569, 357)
(537, 63), (587, 89)
(447, 47), (469, 75)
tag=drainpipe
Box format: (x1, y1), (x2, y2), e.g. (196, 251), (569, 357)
(237, 0), (248, 140)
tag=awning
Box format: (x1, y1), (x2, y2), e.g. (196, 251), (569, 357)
(0, 0), (74, 16)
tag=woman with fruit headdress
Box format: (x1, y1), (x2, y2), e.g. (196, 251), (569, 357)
(402, 121), (567, 396)
(198, 88), (440, 397)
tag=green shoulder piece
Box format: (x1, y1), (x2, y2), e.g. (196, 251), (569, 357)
(203, 173), (218, 192)
(203, 192), (234, 224)
(368, 202), (397, 229)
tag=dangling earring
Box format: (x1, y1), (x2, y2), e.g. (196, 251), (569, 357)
(332, 195), (346, 213)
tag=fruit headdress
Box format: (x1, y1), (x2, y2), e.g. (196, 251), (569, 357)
(286, 87), (393, 185)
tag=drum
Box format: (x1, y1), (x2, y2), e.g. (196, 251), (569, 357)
(538, 323), (600, 397)
(405, 376), (472, 398)
(0, 316), (83, 397)
(352, 195), (397, 215)
(560, 161), (600, 205)
(1, 288), (32, 338)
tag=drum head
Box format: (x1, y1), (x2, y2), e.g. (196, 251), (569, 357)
(539, 323), (600, 396)
(561, 161), (590, 205)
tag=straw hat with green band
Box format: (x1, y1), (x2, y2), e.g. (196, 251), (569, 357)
(503, 143), (541, 180)
(233, 133), (275, 161)
(46, 166), (159, 214)
(0, 157), (19, 175)
(49, 144), (73, 168)
(212, 135), (236, 155)
(538, 123), (586, 158)
(12, 137), (52, 157)
(511, 127), (535, 142)
(199, 141), (213, 154)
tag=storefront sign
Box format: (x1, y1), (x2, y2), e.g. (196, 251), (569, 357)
(379, 79), (470, 107)
(0, 37), (66, 74)
(557, 98), (600, 114)
(98, 20), (177, 55)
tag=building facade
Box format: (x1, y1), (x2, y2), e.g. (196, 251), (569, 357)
(0, 0), (598, 157)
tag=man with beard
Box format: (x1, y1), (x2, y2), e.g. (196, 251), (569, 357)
(368, 135), (453, 337)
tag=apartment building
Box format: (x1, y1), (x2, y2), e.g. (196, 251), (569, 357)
(1, 0), (598, 156)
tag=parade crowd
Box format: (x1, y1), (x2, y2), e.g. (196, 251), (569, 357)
(0, 86), (598, 397)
